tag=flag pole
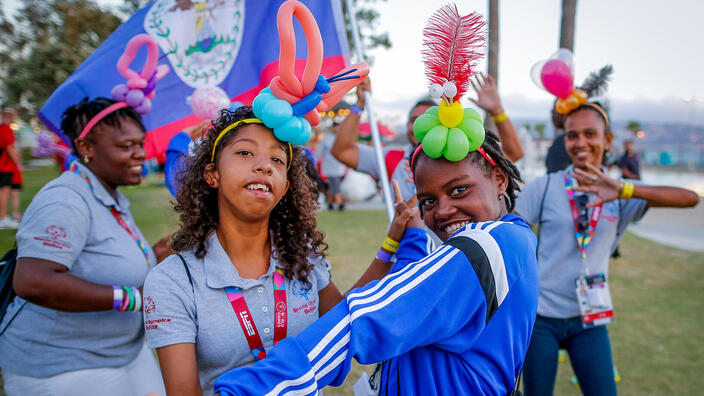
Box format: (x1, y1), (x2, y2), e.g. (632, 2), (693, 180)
(343, 0), (395, 223)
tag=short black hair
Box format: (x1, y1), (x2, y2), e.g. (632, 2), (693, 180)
(408, 97), (436, 122)
(60, 97), (145, 152)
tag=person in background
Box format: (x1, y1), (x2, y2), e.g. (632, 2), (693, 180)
(515, 101), (699, 396)
(331, 74), (524, 202)
(9, 160), (22, 221)
(316, 122), (347, 210)
(618, 139), (640, 180)
(0, 108), (21, 229)
(0, 97), (169, 396)
(164, 121), (210, 197)
(544, 104), (571, 173)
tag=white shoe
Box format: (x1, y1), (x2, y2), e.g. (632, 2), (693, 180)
(0, 217), (19, 229)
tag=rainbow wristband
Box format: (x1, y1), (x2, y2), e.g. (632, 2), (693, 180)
(123, 286), (135, 312)
(376, 249), (393, 263)
(112, 286), (124, 311)
(382, 237), (400, 253)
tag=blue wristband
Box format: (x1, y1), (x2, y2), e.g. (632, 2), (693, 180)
(376, 249), (393, 263)
(350, 105), (364, 115)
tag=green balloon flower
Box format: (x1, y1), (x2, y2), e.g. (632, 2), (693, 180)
(412, 103), (486, 162)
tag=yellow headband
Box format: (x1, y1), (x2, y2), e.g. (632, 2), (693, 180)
(573, 102), (610, 131)
(210, 118), (293, 170)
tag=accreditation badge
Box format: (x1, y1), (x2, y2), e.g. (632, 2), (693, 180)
(574, 273), (614, 328)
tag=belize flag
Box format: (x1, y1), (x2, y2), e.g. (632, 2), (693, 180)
(38, 0), (351, 159)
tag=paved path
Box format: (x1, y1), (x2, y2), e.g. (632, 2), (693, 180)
(629, 203), (704, 252)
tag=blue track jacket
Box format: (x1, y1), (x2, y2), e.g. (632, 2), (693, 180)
(215, 214), (538, 395)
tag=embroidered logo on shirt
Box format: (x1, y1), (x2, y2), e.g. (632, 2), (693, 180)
(291, 279), (312, 301)
(144, 296), (156, 317)
(33, 225), (71, 250)
(292, 298), (318, 315)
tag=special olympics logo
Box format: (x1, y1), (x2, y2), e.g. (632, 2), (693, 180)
(45, 225), (67, 240)
(276, 301), (287, 312)
(144, 0), (245, 88)
(144, 296), (156, 317)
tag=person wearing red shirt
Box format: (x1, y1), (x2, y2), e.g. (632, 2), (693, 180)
(0, 107), (21, 228)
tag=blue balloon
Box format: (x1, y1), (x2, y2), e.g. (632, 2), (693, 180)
(252, 92), (277, 118)
(229, 101), (244, 112)
(273, 117), (302, 143)
(291, 119), (312, 145)
(292, 92), (323, 117)
(261, 100), (293, 128)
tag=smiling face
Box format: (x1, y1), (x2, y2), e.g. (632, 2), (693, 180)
(564, 108), (613, 170)
(206, 124), (290, 223)
(414, 155), (508, 241)
(77, 117), (146, 189)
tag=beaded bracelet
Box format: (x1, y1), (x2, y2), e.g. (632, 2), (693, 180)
(112, 286), (124, 311)
(382, 237), (400, 253)
(376, 249), (393, 263)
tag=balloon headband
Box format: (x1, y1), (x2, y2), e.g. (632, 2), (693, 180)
(251, 0), (369, 146)
(78, 34), (169, 140)
(410, 142), (496, 173)
(210, 118), (293, 171)
(412, 4), (488, 163)
(530, 49), (588, 115)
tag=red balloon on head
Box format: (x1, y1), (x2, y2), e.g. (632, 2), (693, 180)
(541, 59), (574, 99)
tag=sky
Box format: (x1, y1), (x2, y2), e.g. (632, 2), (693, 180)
(4, 0), (704, 126)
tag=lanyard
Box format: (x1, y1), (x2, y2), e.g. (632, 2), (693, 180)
(70, 161), (152, 265)
(225, 268), (287, 361)
(564, 167), (603, 264)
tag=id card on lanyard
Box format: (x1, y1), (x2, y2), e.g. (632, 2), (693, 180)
(564, 167), (614, 327)
(225, 268), (287, 361)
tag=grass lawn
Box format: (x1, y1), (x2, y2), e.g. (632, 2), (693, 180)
(1, 166), (703, 395)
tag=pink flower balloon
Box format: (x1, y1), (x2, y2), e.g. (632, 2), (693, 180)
(540, 59), (574, 99)
(191, 86), (231, 121)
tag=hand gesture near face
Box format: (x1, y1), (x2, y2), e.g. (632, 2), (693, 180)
(572, 163), (622, 207)
(387, 180), (423, 242)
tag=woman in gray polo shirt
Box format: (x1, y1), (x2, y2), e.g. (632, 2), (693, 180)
(0, 98), (168, 395)
(515, 102), (699, 396)
(143, 107), (415, 395)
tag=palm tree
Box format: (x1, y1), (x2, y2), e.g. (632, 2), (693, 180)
(559, 0), (577, 51)
(488, 0), (499, 86)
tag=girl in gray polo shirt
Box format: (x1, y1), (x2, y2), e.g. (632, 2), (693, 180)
(143, 107), (412, 395)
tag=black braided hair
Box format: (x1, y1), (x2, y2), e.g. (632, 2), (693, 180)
(412, 129), (523, 212)
(60, 97), (145, 152)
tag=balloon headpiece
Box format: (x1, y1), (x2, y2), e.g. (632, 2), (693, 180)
(248, 0), (369, 147)
(411, 4), (494, 167)
(79, 34), (169, 139)
(531, 50), (613, 129)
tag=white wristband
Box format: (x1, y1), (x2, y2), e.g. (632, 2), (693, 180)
(132, 287), (142, 312)
(112, 287), (124, 311)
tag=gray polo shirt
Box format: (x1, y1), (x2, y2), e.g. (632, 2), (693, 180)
(318, 132), (346, 178)
(143, 232), (331, 395)
(0, 162), (156, 377)
(514, 170), (647, 318)
(357, 143), (415, 201)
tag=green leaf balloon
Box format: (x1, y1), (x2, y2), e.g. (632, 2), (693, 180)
(422, 125), (448, 158)
(444, 128), (470, 161)
(425, 106), (439, 117)
(457, 118), (486, 151)
(463, 107), (483, 124)
(413, 114), (440, 141)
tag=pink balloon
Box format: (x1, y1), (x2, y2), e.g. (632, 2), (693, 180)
(540, 59), (574, 99)
(191, 86), (231, 121)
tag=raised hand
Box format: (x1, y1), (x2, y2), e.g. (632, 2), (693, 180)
(572, 163), (622, 207)
(387, 180), (423, 242)
(469, 73), (503, 117)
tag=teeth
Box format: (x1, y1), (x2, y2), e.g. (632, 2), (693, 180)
(444, 221), (468, 235)
(247, 183), (270, 192)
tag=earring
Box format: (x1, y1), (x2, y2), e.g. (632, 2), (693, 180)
(83, 155), (90, 164)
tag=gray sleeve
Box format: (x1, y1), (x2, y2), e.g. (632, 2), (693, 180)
(514, 175), (550, 226)
(16, 187), (90, 269)
(355, 144), (383, 179)
(143, 260), (197, 348)
(617, 197), (648, 236)
(310, 255), (331, 291)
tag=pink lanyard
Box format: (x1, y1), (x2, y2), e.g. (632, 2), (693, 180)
(225, 268), (287, 361)
(70, 161), (152, 265)
(564, 167), (603, 261)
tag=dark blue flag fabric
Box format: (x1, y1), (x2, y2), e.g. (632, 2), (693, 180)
(38, 0), (351, 159)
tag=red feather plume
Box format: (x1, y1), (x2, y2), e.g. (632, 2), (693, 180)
(422, 4), (487, 101)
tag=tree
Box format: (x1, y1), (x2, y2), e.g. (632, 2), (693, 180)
(535, 122), (546, 139)
(559, 0), (577, 51)
(0, 0), (121, 119)
(487, 0), (499, 86)
(626, 120), (641, 134)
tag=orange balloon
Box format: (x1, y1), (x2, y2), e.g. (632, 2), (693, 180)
(556, 99), (569, 114)
(574, 89), (588, 103)
(565, 95), (579, 110)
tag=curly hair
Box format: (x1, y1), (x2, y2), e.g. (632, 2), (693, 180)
(171, 106), (327, 282)
(412, 129), (523, 212)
